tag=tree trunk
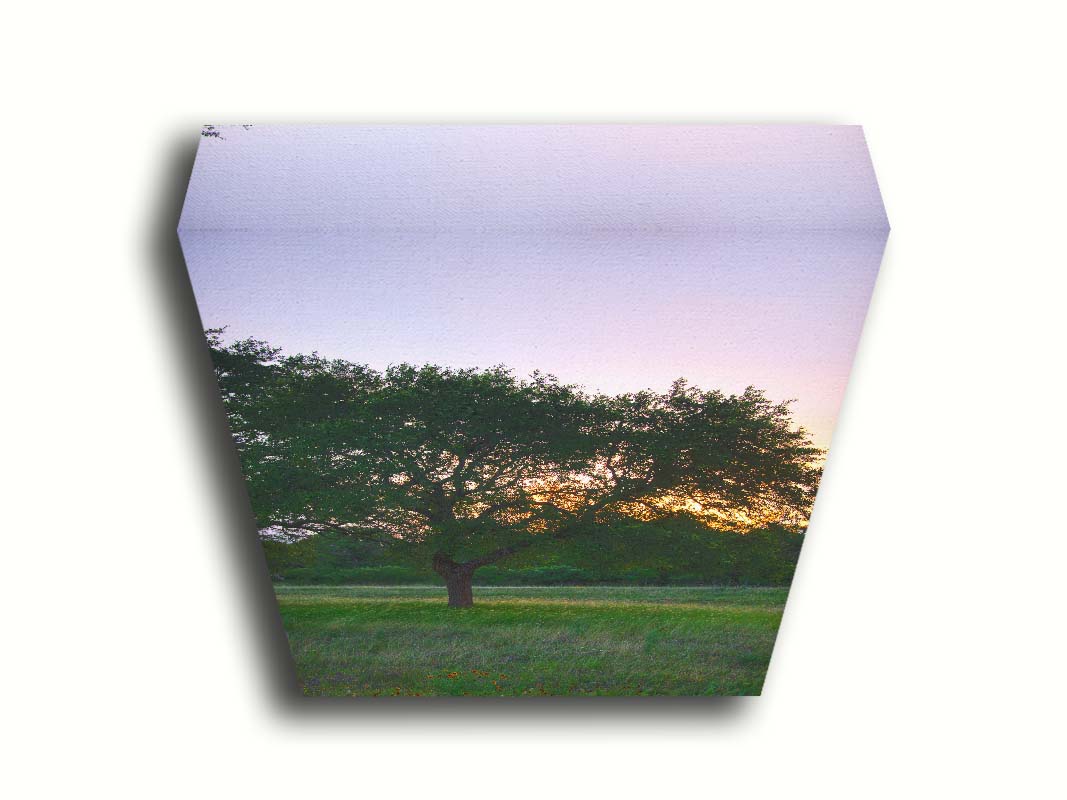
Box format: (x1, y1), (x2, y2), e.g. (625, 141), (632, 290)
(443, 569), (474, 608)
(433, 554), (475, 608)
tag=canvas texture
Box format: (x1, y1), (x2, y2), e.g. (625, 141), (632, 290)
(179, 124), (888, 696)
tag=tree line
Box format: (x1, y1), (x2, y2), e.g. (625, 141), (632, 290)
(263, 522), (805, 587)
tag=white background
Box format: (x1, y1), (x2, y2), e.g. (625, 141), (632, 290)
(4, 2), (1065, 797)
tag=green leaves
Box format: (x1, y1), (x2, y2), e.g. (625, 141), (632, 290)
(207, 331), (821, 566)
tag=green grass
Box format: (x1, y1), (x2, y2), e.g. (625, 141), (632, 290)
(274, 585), (788, 696)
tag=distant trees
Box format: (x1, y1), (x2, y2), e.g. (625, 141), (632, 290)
(208, 330), (822, 606)
(262, 522), (806, 587)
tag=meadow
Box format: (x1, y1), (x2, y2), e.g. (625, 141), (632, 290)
(275, 585), (788, 696)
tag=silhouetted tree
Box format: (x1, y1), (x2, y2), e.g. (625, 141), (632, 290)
(207, 330), (821, 606)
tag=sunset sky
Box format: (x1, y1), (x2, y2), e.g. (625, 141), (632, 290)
(179, 125), (888, 449)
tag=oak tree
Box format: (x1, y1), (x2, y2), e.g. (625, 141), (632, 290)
(208, 331), (821, 606)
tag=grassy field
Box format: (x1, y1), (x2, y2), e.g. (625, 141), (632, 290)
(275, 585), (788, 696)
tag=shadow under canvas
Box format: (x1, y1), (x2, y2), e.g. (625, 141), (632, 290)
(149, 129), (751, 722)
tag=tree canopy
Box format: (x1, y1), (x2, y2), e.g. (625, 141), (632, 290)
(208, 330), (822, 606)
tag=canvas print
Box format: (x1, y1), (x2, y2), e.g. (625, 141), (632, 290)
(179, 124), (888, 696)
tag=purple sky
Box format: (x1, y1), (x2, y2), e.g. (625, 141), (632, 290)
(179, 125), (887, 448)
